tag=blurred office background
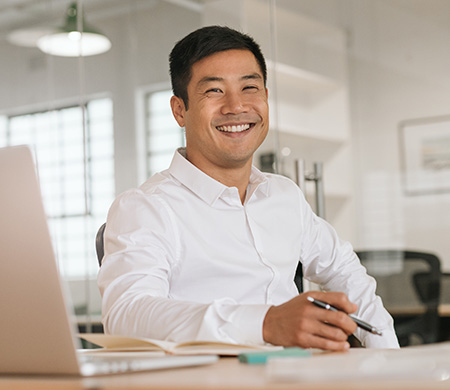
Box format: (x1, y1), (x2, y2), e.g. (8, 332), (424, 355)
(1, 0), (449, 343)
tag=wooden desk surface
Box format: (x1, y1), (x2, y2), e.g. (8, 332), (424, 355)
(1, 353), (450, 390)
(387, 303), (450, 317)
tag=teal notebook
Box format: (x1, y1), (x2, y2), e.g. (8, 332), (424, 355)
(238, 347), (311, 364)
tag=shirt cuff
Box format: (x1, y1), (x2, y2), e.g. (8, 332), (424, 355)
(220, 304), (272, 345)
(357, 328), (400, 348)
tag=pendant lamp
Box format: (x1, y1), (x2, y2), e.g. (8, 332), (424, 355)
(37, 2), (111, 57)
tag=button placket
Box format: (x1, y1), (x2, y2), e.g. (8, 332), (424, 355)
(243, 205), (279, 305)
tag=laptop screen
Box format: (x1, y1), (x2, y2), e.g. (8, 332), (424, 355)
(0, 145), (81, 375)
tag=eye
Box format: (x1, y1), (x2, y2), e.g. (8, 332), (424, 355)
(205, 88), (222, 94)
(243, 85), (259, 92)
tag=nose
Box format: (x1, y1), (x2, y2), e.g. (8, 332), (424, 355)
(221, 91), (248, 115)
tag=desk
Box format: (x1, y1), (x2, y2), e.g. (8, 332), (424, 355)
(1, 350), (450, 390)
(388, 303), (450, 317)
(387, 304), (450, 342)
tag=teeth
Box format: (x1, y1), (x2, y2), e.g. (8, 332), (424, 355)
(217, 124), (251, 133)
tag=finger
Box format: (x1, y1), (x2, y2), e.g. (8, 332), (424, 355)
(313, 318), (354, 341)
(309, 291), (357, 314)
(301, 333), (350, 351)
(315, 310), (358, 336)
(295, 308), (354, 342)
(300, 299), (356, 338)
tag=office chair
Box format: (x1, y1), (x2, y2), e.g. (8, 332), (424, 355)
(440, 272), (450, 304)
(95, 223), (106, 267)
(356, 250), (441, 347)
(294, 263), (303, 293)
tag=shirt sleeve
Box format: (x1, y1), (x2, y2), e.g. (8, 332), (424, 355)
(97, 188), (271, 345)
(298, 192), (400, 349)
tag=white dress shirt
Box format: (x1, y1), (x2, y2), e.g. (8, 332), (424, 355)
(98, 148), (399, 348)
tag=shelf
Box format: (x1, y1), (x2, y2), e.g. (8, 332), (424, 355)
(304, 190), (349, 216)
(267, 60), (349, 141)
(275, 125), (347, 143)
(259, 128), (346, 164)
(267, 61), (340, 100)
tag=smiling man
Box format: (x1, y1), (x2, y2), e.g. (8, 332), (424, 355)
(170, 48), (269, 203)
(98, 26), (399, 350)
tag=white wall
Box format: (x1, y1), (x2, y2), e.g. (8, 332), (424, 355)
(347, 0), (450, 270)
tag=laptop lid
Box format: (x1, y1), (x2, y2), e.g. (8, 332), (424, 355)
(0, 145), (82, 375)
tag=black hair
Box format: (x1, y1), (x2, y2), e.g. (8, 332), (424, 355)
(169, 25), (267, 110)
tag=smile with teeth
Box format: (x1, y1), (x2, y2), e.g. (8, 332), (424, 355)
(216, 123), (252, 133)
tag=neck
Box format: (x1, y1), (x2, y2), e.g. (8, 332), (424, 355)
(215, 166), (251, 204)
(185, 153), (252, 204)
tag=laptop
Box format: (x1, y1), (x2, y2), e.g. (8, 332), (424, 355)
(0, 145), (218, 376)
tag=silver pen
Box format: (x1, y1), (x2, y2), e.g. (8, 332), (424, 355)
(307, 296), (383, 336)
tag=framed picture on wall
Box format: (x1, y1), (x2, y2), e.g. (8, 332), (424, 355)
(399, 115), (450, 195)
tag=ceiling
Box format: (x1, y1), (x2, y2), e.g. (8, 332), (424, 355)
(1, 0), (449, 43)
(0, 0), (208, 40)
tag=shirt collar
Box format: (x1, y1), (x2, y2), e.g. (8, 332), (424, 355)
(168, 148), (270, 206)
(248, 166), (270, 200)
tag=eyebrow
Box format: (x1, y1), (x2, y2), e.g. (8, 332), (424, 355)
(197, 73), (263, 87)
(242, 73), (263, 81)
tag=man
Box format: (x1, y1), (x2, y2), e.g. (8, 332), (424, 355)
(98, 26), (399, 350)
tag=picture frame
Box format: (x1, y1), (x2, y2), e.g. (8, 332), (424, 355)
(399, 114), (450, 195)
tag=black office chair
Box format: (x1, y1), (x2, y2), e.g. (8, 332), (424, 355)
(440, 272), (450, 304)
(356, 250), (441, 347)
(294, 263), (303, 293)
(95, 223), (106, 267)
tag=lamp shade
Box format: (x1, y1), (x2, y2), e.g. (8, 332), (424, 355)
(37, 2), (111, 57)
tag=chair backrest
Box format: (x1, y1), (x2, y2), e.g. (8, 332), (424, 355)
(95, 223), (106, 267)
(294, 263), (303, 293)
(357, 250), (441, 305)
(413, 271), (440, 307)
(441, 272), (450, 304)
(356, 250), (442, 346)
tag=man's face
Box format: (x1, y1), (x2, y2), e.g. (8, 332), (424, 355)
(171, 49), (269, 174)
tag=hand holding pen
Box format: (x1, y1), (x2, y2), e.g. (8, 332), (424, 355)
(307, 296), (383, 336)
(263, 292), (365, 351)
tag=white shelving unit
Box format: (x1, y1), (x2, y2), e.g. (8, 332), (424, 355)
(203, 0), (354, 240)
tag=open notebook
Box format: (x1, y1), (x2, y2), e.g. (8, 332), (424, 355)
(80, 333), (282, 356)
(0, 145), (217, 376)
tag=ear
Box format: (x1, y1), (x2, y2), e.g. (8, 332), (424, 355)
(170, 95), (186, 128)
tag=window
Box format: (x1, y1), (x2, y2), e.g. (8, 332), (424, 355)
(0, 98), (114, 279)
(145, 89), (185, 177)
